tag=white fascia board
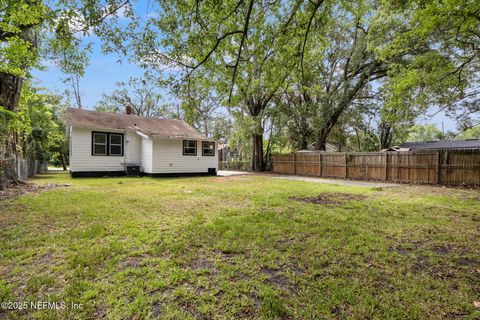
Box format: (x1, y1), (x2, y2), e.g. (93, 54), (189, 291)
(136, 131), (150, 139)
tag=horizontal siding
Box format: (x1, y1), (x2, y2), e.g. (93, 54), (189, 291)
(151, 139), (218, 173)
(141, 138), (153, 173)
(126, 132), (141, 164)
(70, 127), (141, 172)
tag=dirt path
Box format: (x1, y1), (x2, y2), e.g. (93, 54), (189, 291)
(268, 175), (399, 188)
(217, 170), (398, 187)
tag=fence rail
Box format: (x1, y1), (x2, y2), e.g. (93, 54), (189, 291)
(271, 149), (480, 186)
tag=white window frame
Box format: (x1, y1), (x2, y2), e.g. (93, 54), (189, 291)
(109, 134), (123, 156)
(92, 132), (107, 156)
(183, 140), (197, 156)
(202, 141), (215, 156)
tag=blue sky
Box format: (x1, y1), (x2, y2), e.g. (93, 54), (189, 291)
(32, 0), (153, 108)
(32, 44), (145, 108)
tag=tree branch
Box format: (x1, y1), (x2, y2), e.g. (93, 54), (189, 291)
(186, 30), (244, 71)
(228, 0), (255, 103)
(300, 0), (324, 82)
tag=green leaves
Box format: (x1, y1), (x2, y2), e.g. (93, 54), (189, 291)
(0, 0), (47, 75)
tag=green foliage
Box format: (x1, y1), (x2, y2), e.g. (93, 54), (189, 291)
(95, 73), (176, 118)
(374, 0), (479, 122)
(16, 84), (63, 161)
(0, 107), (18, 133)
(3, 0), (479, 166)
(456, 127), (480, 140)
(406, 124), (444, 142)
(0, 0), (47, 76)
(1, 82), (67, 163)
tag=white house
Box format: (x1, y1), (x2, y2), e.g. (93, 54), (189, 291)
(66, 107), (218, 177)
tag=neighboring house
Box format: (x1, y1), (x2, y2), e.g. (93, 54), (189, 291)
(399, 138), (480, 150)
(66, 107), (218, 177)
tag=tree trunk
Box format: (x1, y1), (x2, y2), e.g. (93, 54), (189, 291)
(246, 98), (267, 172)
(299, 135), (309, 150)
(315, 128), (328, 151)
(314, 61), (382, 152)
(0, 72), (23, 111)
(0, 72), (23, 185)
(59, 152), (67, 171)
(314, 106), (344, 151)
(251, 133), (264, 171)
(380, 124), (393, 149)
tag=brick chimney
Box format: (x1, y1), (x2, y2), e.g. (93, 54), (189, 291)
(125, 105), (132, 115)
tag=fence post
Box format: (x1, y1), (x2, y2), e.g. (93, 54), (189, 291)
(319, 153), (322, 177)
(344, 153), (348, 178)
(384, 153), (388, 181)
(435, 151), (440, 184)
(365, 161), (368, 180)
(292, 153), (296, 175)
(407, 154), (410, 182)
(396, 152), (400, 182)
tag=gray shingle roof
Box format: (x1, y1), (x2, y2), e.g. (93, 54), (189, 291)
(400, 139), (480, 150)
(66, 108), (210, 140)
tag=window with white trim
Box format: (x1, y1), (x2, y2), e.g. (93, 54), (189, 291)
(92, 132), (124, 156)
(93, 132), (107, 155)
(183, 140), (197, 155)
(109, 134), (123, 156)
(202, 141), (215, 156)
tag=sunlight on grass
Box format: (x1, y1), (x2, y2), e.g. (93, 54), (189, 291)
(0, 172), (479, 319)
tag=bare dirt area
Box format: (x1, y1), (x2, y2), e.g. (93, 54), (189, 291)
(290, 192), (366, 206)
(0, 182), (71, 201)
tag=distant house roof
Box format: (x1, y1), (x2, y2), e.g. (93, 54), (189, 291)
(66, 108), (210, 140)
(399, 139), (480, 150)
(381, 147), (411, 152)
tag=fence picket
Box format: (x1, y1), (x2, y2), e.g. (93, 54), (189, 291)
(271, 149), (480, 186)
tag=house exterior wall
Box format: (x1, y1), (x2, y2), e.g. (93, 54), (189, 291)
(151, 138), (218, 174)
(69, 127), (141, 172)
(69, 127), (217, 175)
(141, 138), (153, 174)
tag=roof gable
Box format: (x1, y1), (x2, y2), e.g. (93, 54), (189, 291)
(66, 108), (208, 140)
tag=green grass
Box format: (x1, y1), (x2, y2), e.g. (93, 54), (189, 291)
(0, 172), (479, 319)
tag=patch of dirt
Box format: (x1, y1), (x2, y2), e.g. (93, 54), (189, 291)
(212, 248), (244, 260)
(93, 304), (107, 319)
(260, 268), (290, 290)
(412, 254), (460, 279)
(457, 257), (478, 266)
(393, 240), (469, 258)
(289, 193), (366, 206)
(190, 255), (217, 274)
(430, 245), (452, 255)
(179, 300), (204, 319)
(390, 239), (479, 282)
(119, 256), (143, 269)
(151, 301), (162, 319)
(0, 182), (72, 201)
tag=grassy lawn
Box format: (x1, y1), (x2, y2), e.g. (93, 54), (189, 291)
(0, 173), (479, 319)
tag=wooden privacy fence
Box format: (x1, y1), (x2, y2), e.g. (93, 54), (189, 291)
(271, 149), (480, 186)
